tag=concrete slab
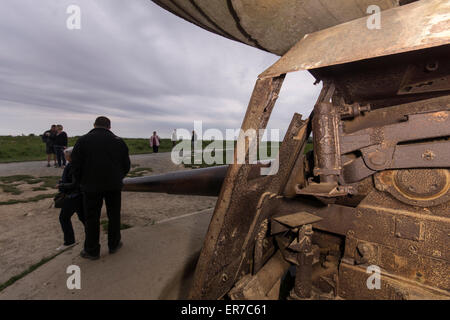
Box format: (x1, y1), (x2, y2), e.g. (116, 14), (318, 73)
(0, 209), (213, 300)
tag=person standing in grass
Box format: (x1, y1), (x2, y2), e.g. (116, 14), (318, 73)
(191, 130), (198, 154)
(54, 124), (68, 168)
(171, 129), (177, 147)
(71, 116), (130, 260)
(56, 147), (85, 251)
(42, 125), (57, 167)
(149, 131), (160, 153)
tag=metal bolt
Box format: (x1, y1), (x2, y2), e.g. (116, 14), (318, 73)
(369, 151), (386, 166)
(409, 245), (418, 254)
(425, 61), (439, 72)
(422, 150), (435, 161)
(222, 273), (228, 282)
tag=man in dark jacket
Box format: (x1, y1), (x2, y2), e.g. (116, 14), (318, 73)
(71, 116), (131, 260)
(54, 124), (68, 168)
(42, 125), (57, 167)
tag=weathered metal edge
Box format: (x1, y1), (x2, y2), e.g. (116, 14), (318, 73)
(259, 0), (450, 79)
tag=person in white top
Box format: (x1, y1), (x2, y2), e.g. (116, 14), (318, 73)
(171, 129), (177, 147)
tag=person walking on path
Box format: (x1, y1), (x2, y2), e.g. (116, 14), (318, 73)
(71, 116), (130, 260)
(56, 147), (85, 251)
(54, 124), (68, 168)
(149, 131), (160, 153)
(42, 125), (57, 167)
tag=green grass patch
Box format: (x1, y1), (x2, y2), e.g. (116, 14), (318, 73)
(0, 175), (35, 183)
(304, 143), (313, 154)
(32, 186), (48, 191)
(101, 220), (132, 233)
(0, 175), (59, 188)
(0, 175), (60, 206)
(0, 136), (177, 163)
(0, 135), (314, 164)
(0, 193), (56, 206)
(0, 253), (61, 292)
(0, 184), (23, 195)
(0, 175), (59, 200)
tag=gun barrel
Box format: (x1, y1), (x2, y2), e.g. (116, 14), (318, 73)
(123, 165), (229, 196)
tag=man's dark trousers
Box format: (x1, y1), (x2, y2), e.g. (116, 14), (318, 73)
(83, 190), (122, 256)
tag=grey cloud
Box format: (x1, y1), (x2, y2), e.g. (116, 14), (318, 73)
(0, 0), (320, 138)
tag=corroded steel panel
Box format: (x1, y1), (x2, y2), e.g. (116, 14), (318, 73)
(150, 0), (399, 55)
(260, 0), (450, 78)
(194, 0), (251, 45)
(233, 0), (397, 55)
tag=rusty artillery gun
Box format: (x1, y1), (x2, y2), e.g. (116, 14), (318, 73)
(124, 0), (450, 299)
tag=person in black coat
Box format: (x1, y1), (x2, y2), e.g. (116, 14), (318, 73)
(71, 116), (131, 260)
(56, 147), (85, 251)
(42, 125), (57, 167)
(54, 124), (68, 168)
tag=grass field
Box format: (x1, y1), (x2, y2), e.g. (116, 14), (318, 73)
(0, 135), (312, 164)
(0, 135), (174, 163)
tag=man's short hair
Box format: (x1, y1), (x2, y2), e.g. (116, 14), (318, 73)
(94, 116), (111, 129)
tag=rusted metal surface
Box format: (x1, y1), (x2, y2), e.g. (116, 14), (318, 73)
(313, 101), (341, 184)
(398, 61), (450, 94)
(310, 45), (450, 109)
(228, 251), (290, 300)
(189, 76), (286, 299)
(150, 0), (399, 56)
(267, 186), (450, 299)
(189, 83), (317, 299)
(259, 0), (450, 78)
(339, 106), (450, 184)
(374, 169), (450, 207)
(340, 110), (450, 155)
(232, 0), (398, 55)
(292, 225), (314, 299)
(136, 0), (450, 300)
(125, 75), (449, 301)
(339, 263), (449, 299)
(273, 212), (322, 230)
(343, 95), (450, 134)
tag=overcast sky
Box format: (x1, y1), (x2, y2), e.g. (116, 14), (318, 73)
(0, 0), (321, 139)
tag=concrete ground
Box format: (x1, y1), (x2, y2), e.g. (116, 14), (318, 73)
(0, 209), (212, 300)
(0, 153), (217, 299)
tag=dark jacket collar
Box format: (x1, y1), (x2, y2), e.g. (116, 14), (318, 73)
(88, 127), (113, 134)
